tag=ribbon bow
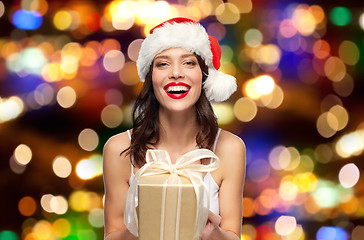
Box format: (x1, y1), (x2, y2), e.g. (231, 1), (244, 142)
(124, 148), (220, 239)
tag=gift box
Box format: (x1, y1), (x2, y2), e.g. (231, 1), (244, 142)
(124, 149), (220, 240)
(138, 173), (203, 240)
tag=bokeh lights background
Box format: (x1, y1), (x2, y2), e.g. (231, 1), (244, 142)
(0, 0), (364, 239)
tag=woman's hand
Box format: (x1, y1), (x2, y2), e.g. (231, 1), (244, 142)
(202, 211), (222, 240)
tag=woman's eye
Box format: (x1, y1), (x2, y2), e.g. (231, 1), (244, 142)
(185, 61), (196, 66)
(155, 62), (168, 67)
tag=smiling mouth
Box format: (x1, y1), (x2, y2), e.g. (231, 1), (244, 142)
(163, 83), (191, 99)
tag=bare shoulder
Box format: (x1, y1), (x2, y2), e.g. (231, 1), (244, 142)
(215, 129), (246, 171)
(103, 131), (132, 182)
(216, 129), (246, 156)
(103, 131), (130, 156)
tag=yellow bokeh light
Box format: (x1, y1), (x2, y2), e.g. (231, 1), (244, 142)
(101, 104), (124, 128)
(212, 103), (235, 125)
(52, 218), (71, 238)
(255, 44), (281, 65)
(233, 97), (257, 122)
(69, 190), (90, 212)
(284, 224), (305, 240)
(269, 145), (288, 170)
(275, 215), (297, 236)
(256, 75), (275, 95)
(293, 172), (317, 192)
(42, 62), (62, 82)
(328, 105), (348, 131)
(335, 131), (364, 158)
(113, 0), (137, 18)
(62, 42), (82, 59)
(112, 14), (135, 30)
(0, 96), (25, 123)
(309, 5), (325, 24)
(194, 0), (213, 17)
(245, 79), (261, 99)
(57, 86), (77, 108)
(284, 147), (301, 171)
(316, 112), (337, 138)
(216, 3), (240, 24)
(241, 224), (256, 240)
(14, 144), (32, 165)
(50, 195), (68, 215)
(360, 13), (364, 30)
(264, 85), (284, 109)
(184, 5), (202, 22)
(134, 1), (157, 26)
(293, 154), (314, 174)
(76, 160), (95, 180)
(324, 56), (346, 82)
(279, 180), (298, 201)
(33, 220), (52, 240)
(292, 7), (316, 36)
(151, 1), (170, 19)
(40, 194), (53, 213)
(53, 10), (72, 30)
(78, 128), (99, 151)
(76, 154), (103, 180)
(229, 0), (252, 13)
(243, 75), (276, 100)
(61, 55), (79, 74)
(52, 155), (72, 178)
(0, 1), (4, 18)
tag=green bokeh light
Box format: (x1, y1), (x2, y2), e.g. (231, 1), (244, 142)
(0, 231), (19, 240)
(330, 7), (352, 26)
(312, 180), (340, 208)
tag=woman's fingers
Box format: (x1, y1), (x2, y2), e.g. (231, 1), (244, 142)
(208, 210), (222, 226)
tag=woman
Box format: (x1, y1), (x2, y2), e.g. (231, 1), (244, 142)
(103, 17), (246, 240)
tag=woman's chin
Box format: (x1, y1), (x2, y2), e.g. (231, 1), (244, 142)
(159, 104), (196, 115)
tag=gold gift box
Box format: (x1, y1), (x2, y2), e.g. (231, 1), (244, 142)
(138, 173), (203, 240)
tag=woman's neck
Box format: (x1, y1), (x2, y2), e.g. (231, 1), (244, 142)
(157, 107), (199, 161)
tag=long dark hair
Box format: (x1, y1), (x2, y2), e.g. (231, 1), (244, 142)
(123, 55), (218, 167)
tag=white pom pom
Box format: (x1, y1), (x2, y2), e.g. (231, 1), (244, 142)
(203, 69), (237, 102)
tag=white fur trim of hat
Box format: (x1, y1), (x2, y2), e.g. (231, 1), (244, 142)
(136, 17), (237, 102)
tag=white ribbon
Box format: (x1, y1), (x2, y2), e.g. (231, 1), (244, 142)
(124, 148), (220, 239)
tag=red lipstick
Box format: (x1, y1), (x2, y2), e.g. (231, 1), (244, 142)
(163, 82), (191, 100)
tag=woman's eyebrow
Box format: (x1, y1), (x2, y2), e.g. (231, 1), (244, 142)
(154, 55), (170, 60)
(181, 54), (196, 58)
(154, 53), (196, 61)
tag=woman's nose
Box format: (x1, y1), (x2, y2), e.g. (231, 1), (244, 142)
(169, 64), (184, 79)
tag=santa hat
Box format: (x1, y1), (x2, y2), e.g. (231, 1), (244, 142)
(136, 17), (237, 102)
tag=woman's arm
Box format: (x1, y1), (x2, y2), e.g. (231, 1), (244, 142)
(204, 131), (246, 240)
(103, 132), (138, 240)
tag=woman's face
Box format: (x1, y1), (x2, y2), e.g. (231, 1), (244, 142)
(152, 47), (203, 113)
